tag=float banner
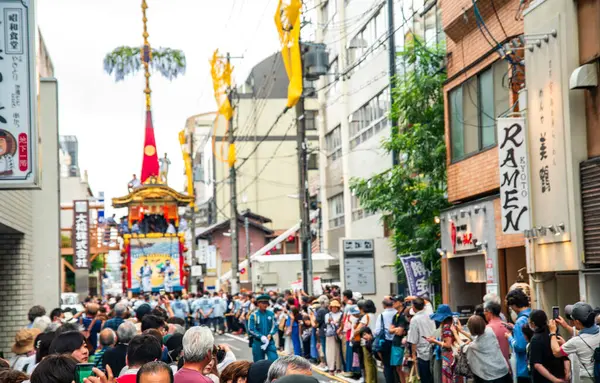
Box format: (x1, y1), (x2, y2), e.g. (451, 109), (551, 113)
(129, 237), (182, 293)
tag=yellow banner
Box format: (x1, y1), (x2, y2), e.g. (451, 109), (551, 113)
(178, 130), (195, 207)
(210, 50), (233, 121)
(274, 0), (303, 108)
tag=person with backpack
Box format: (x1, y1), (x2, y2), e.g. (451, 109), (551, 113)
(375, 297), (400, 383)
(549, 302), (600, 383)
(505, 288), (532, 383)
(324, 300), (344, 374)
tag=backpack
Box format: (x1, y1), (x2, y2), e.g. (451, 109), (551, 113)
(576, 334), (600, 382)
(325, 314), (339, 337)
(372, 314), (387, 353)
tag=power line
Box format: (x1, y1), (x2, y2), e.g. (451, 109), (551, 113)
(220, 118), (298, 212)
(235, 106), (291, 170)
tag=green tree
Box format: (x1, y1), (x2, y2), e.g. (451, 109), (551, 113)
(103, 46), (186, 82)
(350, 38), (448, 290)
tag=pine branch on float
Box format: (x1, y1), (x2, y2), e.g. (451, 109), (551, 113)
(103, 46), (186, 82)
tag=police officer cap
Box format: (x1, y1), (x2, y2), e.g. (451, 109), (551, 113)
(257, 294), (270, 303)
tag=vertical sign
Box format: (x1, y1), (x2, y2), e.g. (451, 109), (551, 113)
(73, 200), (90, 269)
(0, 0), (38, 188)
(498, 117), (531, 234)
(343, 239), (376, 295)
(399, 254), (430, 297)
(206, 245), (217, 276)
(526, 16), (569, 235)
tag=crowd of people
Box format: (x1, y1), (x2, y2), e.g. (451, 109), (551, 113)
(1, 286), (600, 383)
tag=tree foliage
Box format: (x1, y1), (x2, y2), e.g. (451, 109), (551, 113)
(103, 46), (186, 82)
(350, 38), (448, 286)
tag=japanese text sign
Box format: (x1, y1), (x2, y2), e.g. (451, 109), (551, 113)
(525, 16), (570, 236)
(399, 254), (430, 297)
(343, 239), (375, 295)
(72, 200), (89, 269)
(498, 117), (531, 233)
(0, 0), (38, 188)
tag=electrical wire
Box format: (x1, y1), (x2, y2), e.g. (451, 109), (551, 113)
(220, 118), (298, 212)
(490, 0), (508, 38)
(235, 106), (291, 170)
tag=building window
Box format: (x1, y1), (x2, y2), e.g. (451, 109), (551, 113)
(321, 0), (337, 27)
(305, 110), (316, 130)
(348, 88), (389, 148)
(328, 194), (345, 228)
(308, 153), (318, 170)
(325, 58), (339, 102)
(449, 60), (509, 161)
(352, 195), (374, 221)
(346, 4), (387, 70)
(325, 125), (342, 163)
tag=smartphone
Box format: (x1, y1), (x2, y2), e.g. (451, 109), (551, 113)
(552, 306), (560, 320)
(74, 363), (95, 383)
(453, 316), (459, 326)
(159, 289), (165, 296)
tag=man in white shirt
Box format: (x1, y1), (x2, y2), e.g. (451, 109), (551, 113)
(407, 298), (436, 383)
(550, 302), (600, 383)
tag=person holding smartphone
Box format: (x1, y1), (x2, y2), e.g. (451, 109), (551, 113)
(505, 289), (532, 383)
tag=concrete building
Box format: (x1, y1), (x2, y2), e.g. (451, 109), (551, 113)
(0, 30), (61, 355)
(183, 112), (218, 224)
(59, 135), (80, 177)
(315, 0), (443, 303)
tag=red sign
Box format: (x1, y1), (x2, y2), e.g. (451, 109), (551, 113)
(18, 133), (27, 171)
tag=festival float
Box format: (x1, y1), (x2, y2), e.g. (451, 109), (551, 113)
(106, 1), (193, 295)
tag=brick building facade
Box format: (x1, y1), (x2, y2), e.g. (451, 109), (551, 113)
(439, 0), (528, 310)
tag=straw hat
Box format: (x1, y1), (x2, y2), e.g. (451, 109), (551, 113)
(12, 328), (40, 354)
(329, 300), (341, 308)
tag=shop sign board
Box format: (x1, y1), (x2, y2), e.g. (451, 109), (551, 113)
(343, 239), (375, 295)
(486, 258), (494, 283)
(197, 239), (208, 264)
(498, 117), (531, 234)
(0, 0), (38, 188)
(399, 253), (430, 297)
(206, 245), (217, 276)
(526, 15), (570, 235)
(73, 200), (90, 269)
(191, 265), (203, 277)
(450, 219), (482, 254)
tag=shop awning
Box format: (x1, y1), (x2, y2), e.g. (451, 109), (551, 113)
(249, 210), (319, 260)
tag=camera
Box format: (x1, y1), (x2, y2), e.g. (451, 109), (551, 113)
(213, 346), (226, 364)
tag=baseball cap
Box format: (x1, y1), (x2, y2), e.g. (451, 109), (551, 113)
(564, 304), (574, 320)
(390, 295), (404, 302)
(571, 302), (594, 323)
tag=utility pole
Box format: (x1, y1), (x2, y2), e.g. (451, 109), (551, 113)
(227, 51), (240, 295)
(297, 43), (313, 296)
(387, 0), (399, 166)
(244, 216), (252, 291)
(188, 131), (199, 293)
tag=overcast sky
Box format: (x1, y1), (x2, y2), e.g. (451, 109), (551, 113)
(37, 0), (283, 214)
